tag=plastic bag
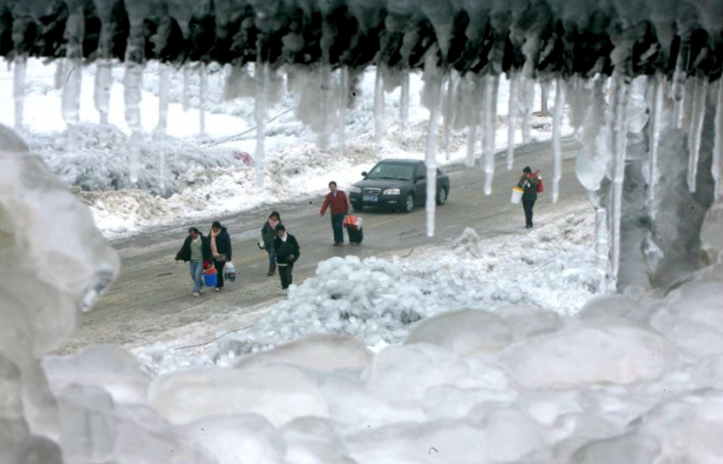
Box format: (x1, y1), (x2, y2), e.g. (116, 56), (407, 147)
(223, 262), (236, 282)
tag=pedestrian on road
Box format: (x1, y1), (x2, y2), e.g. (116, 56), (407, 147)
(273, 224), (300, 292)
(208, 221), (232, 291)
(175, 227), (213, 297)
(517, 166), (539, 229)
(261, 211), (282, 276)
(319, 180), (349, 246)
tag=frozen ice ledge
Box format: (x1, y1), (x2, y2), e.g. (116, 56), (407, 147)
(0, 0), (721, 78)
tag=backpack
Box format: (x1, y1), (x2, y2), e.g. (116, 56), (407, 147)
(536, 176), (544, 193)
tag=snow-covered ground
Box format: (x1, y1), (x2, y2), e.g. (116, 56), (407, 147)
(0, 60), (570, 238)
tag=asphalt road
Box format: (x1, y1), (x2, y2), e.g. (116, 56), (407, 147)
(60, 138), (588, 353)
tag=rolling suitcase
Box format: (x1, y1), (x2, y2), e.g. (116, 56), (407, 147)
(347, 225), (363, 244)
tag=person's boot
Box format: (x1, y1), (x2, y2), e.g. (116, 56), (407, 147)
(267, 263), (276, 276)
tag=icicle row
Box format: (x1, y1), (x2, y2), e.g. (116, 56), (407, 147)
(713, 78), (723, 199)
(551, 77), (565, 203)
(647, 75), (663, 204)
(13, 55), (26, 131)
(506, 72), (519, 170)
(687, 76), (708, 192)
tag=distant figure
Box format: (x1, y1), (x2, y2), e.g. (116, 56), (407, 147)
(261, 211), (282, 276)
(175, 227), (212, 297)
(208, 221), (232, 292)
(273, 224), (300, 292)
(517, 166), (539, 229)
(319, 180), (349, 246)
(234, 151), (255, 166)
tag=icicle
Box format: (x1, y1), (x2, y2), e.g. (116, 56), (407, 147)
(199, 63), (207, 136)
(54, 59), (65, 90)
(254, 61), (268, 188)
(522, 77), (535, 144)
(400, 70), (410, 132)
(483, 74), (499, 195)
(94, 60), (112, 145)
(424, 48), (444, 237)
(609, 72), (630, 281)
(13, 55), (27, 131)
(466, 126), (477, 167)
(157, 64), (170, 134)
(318, 63), (332, 150)
(713, 78), (723, 199)
(687, 76), (708, 192)
(124, 62), (144, 184)
(648, 75), (663, 205)
(507, 72), (519, 169)
(338, 67), (348, 156)
(595, 206), (609, 291)
(182, 64), (191, 112)
(551, 77), (565, 203)
(374, 65), (385, 154)
(671, 41), (689, 129)
(443, 73), (457, 160)
(62, 59), (82, 150)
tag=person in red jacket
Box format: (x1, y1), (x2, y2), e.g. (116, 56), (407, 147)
(319, 181), (350, 246)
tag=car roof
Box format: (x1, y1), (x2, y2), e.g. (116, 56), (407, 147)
(376, 159), (424, 165)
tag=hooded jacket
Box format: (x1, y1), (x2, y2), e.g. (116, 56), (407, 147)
(208, 226), (232, 261)
(273, 233), (300, 265)
(176, 235), (213, 262)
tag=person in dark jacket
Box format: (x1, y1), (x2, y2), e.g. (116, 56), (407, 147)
(273, 224), (300, 291)
(261, 211), (282, 276)
(319, 181), (349, 246)
(175, 227), (213, 297)
(208, 221), (232, 291)
(517, 166), (539, 228)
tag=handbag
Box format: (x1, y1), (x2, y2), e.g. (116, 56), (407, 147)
(536, 176), (544, 193)
(215, 253), (227, 263)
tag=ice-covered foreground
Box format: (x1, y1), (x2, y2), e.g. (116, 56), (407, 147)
(3, 124), (723, 463)
(0, 60), (565, 237)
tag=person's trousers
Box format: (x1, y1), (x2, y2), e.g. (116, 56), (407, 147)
(189, 261), (203, 292)
(278, 263), (294, 289)
(522, 200), (535, 227)
(213, 259), (226, 288)
(267, 250), (276, 263)
(331, 214), (345, 244)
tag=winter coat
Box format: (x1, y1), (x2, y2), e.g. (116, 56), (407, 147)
(208, 227), (232, 261)
(517, 175), (538, 201)
(274, 234), (300, 266)
(176, 235), (213, 262)
(320, 191), (349, 217)
(262, 221), (281, 251)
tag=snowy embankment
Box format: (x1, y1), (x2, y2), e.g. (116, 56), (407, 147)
(0, 60), (569, 237)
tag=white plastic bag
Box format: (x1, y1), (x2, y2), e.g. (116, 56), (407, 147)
(223, 262), (236, 282)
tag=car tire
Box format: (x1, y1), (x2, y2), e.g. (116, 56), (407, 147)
(352, 203), (363, 212)
(436, 187), (448, 206)
(403, 193), (414, 213)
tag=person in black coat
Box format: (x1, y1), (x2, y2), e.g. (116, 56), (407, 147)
(175, 227), (213, 296)
(517, 166), (539, 229)
(273, 224), (300, 291)
(261, 211), (282, 277)
(208, 221), (233, 291)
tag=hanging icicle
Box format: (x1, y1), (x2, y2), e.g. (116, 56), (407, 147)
(551, 77), (566, 203)
(157, 64), (170, 134)
(609, 72), (631, 282)
(94, 60), (112, 137)
(182, 64), (191, 112)
(374, 65), (385, 154)
(671, 39), (690, 130)
(423, 47), (445, 237)
(199, 63), (207, 136)
(338, 67), (348, 156)
(13, 55), (26, 131)
(61, 5), (84, 150)
(400, 70), (410, 133)
(254, 60), (269, 188)
(687, 75), (708, 193)
(483, 74), (500, 195)
(647, 75), (663, 205)
(54, 59), (65, 90)
(522, 77), (535, 144)
(507, 72), (519, 170)
(443, 73), (457, 160)
(713, 78), (723, 199)
(124, 62), (144, 184)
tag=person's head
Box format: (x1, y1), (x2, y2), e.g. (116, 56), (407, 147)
(211, 221), (222, 233)
(275, 224), (286, 236)
(523, 166), (532, 175)
(269, 211), (280, 221)
(328, 181), (337, 193)
(188, 227), (200, 239)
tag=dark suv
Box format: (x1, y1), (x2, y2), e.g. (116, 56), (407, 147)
(349, 159), (451, 213)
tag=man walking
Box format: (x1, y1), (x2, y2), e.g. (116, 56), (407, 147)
(319, 181), (349, 246)
(175, 227), (212, 297)
(273, 224), (300, 292)
(517, 166), (539, 228)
